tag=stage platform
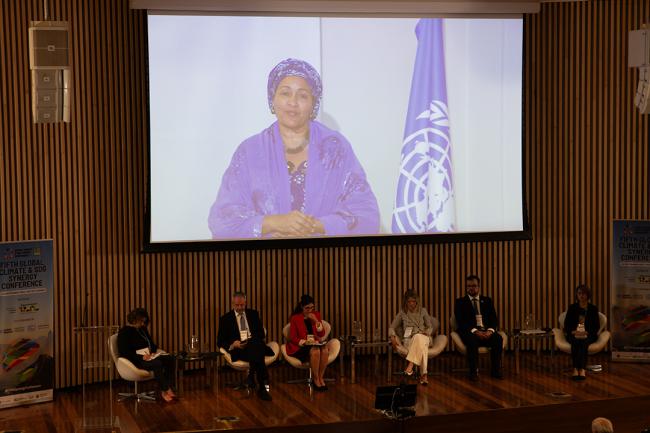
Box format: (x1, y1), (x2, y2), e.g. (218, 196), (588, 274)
(1, 352), (649, 433)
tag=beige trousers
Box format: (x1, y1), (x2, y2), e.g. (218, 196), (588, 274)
(405, 333), (431, 374)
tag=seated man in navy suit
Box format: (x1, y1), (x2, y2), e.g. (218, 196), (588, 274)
(454, 275), (503, 381)
(218, 291), (275, 401)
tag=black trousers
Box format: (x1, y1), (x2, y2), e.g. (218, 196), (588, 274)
(230, 339), (269, 383)
(459, 331), (503, 374)
(139, 354), (175, 391)
(566, 334), (597, 369)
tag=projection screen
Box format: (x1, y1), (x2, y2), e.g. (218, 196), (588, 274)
(146, 14), (526, 248)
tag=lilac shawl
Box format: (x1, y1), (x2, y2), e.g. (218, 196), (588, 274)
(208, 121), (379, 239)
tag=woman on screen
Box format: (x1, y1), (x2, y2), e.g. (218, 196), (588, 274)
(286, 295), (330, 391)
(208, 58), (379, 239)
(563, 284), (600, 381)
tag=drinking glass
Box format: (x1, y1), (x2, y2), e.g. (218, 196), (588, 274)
(523, 313), (533, 330)
(352, 321), (363, 341)
(188, 335), (200, 354)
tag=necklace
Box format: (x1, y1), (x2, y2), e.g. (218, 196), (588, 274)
(284, 138), (309, 155)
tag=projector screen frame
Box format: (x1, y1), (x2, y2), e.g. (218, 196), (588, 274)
(130, 0), (541, 16)
(141, 12), (532, 253)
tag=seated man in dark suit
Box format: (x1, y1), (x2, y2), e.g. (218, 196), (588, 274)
(454, 275), (503, 381)
(218, 291), (274, 401)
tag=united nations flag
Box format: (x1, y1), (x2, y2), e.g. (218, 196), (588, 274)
(392, 18), (456, 234)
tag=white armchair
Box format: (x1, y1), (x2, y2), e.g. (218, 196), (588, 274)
(219, 329), (280, 390)
(108, 333), (156, 402)
(552, 312), (610, 354)
(449, 315), (508, 355)
(391, 316), (448, 374)
(280, 320), (340, 386)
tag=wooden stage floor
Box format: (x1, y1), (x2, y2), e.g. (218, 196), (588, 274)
(1, 352), (650, 433)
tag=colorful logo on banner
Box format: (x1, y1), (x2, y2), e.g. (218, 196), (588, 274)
(611, 221), (650, 362)
(0, 240), (54, 408)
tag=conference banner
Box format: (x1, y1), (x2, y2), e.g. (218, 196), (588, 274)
(0, 240), (54, 408)
(611, 221), (650, 362)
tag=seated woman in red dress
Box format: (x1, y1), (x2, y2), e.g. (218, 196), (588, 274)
(286, 295), (330, 391)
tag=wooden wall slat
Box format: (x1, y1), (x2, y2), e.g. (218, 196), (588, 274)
(0, 0), (648, 387)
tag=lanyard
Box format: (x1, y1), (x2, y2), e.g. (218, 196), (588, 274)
(137, 327), (153, 351)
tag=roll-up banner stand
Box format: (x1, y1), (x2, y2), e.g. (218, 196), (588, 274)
(0, 240), (54, 408)
(611, 221), (650, 362)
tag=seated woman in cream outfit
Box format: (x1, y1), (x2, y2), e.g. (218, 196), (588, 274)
(389, 289), (434, 385)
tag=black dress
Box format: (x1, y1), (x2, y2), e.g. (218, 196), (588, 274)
(292, 319), (315, 362)
(117, 325), (175, 391)
(563, 302), (600, 369)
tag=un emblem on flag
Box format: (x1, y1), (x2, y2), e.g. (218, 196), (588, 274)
(392, 100), (455, 234)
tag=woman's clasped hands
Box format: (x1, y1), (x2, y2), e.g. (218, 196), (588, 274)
(264, 210), (324, 237)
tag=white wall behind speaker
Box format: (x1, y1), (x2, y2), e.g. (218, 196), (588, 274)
(629, 26), (650, 114)
(29, 21), (71, 123)
(629, 29), (649, 68)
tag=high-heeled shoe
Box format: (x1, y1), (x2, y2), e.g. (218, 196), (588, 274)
(161, 390), (174, 402)
(419, 375), (428, 386)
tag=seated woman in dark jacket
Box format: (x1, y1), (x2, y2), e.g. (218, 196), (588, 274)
(564, 285), (600, 380)
(117, 308), (176, 402)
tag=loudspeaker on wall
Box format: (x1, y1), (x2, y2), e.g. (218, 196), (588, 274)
(29, 21), (71, 123)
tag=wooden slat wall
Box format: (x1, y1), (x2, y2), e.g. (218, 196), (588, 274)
(1, 0), (648, 388)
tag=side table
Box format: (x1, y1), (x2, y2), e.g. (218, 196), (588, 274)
(349, 339), (392, 384)
(511, 330), (555, 374)
(175, 351), (221, 395)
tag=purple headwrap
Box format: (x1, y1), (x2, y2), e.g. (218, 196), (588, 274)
(267, 58), (322, 119)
